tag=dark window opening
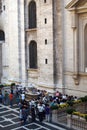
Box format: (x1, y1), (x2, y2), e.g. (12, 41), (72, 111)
(0, 30), (5, 41)
(45, 59), (48, 64)
(44, 0), (46, 3)
(45, 39), (47, 45)
(29, 41), (37, 68)
(28, 1), (37, 29)
(45, 18), (47, 24)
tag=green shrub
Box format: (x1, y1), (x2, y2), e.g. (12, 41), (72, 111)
(66, 108), (76, 115)
(80, 96), (87, 102)
(11, 83), (15, 87)
(85, 115), (87, 121)
(67, 101), (74, 106)
(0, 84), (4, 88)
(50, 105), (58, 110)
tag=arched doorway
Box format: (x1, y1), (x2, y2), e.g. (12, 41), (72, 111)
(0, 30), (5, 82)
(29, 40), (37, 69)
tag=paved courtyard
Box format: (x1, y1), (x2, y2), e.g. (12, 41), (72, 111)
(0, 103), (70, 130)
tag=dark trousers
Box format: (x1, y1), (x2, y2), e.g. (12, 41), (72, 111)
(38, 112), (43, 122)
(0, 97), (2, 103)
(10, 99), (13, 107)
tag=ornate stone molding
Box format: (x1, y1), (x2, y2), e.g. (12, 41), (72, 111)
(73, 74), (79, 85)
(66, 0), (87, 85)
(66, 0), (87, 13)
(65, 0), (87, 85)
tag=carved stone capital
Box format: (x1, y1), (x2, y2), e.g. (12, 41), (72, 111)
(73, 74), (79, 85)
(71, 12), (78, 28)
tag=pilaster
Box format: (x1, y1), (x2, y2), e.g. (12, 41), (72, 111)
(72, 12), (79, 85)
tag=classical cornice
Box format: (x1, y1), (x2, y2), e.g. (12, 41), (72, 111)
(65, 0), (79, 9)
(66, 0), (87, 13)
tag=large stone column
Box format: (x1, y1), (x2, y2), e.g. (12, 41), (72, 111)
(8, 0), (20, 83)
(53, 0), (64, 93)
(0, 0), (9, 83)
(18, 0), (26, 86)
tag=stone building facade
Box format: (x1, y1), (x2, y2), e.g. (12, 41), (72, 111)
(0, 0), (87, 97)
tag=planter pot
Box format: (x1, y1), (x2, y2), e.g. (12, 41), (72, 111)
(67, 114), (72, 128)
(72, 115), (79, 119)
(52, 110), (58, 114)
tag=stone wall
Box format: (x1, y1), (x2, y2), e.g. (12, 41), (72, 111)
(25, 0), (54, 92)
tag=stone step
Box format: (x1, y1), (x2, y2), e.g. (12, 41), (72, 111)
(43, 121), (67, 130)
(48, 121), (75, 130)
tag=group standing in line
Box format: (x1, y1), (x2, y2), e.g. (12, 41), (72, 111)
(0, 84), (78, 125)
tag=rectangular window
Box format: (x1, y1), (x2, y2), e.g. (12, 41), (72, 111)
(44, 0), (46, 3)
(45, 39), (47, 45)
(45, 18), (47, 24)
(45, 59), (48, 64)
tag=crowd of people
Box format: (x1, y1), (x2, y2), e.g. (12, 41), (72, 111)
(0, 85), (78, 125)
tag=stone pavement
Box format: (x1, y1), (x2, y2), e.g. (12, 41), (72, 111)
(0, 104), (73, 130)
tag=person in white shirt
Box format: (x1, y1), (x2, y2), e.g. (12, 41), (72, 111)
(38, 102), (44, 122)
(21, 92), (25, 101)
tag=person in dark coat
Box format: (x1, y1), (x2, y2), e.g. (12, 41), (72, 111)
(45, 104), (50, 122)
(22, 106), (28, 125)
(0, 92), (2, 103)
(31, 105), (36, 122)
